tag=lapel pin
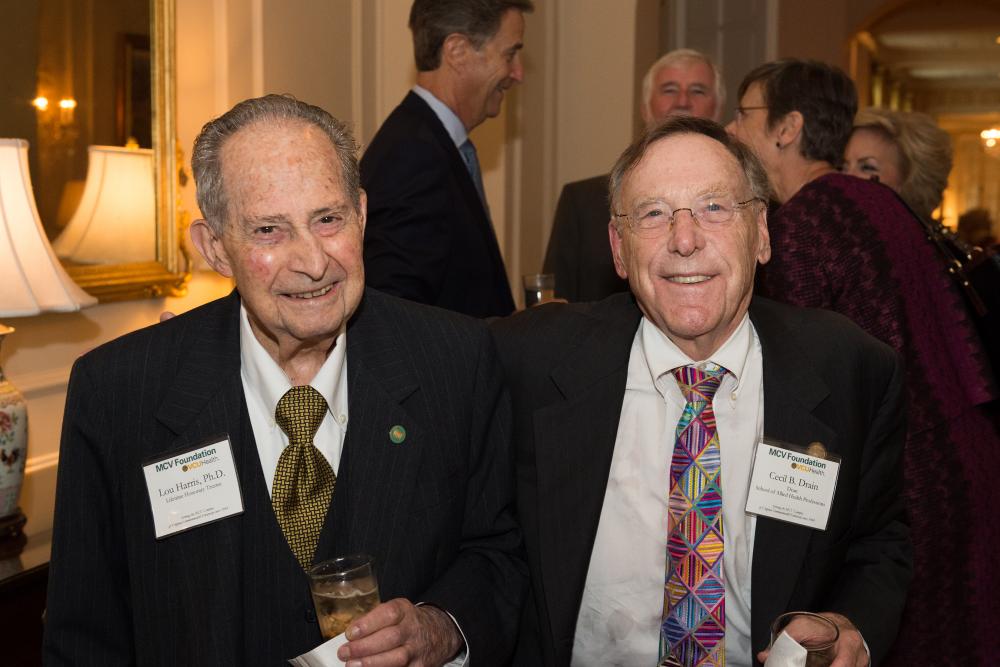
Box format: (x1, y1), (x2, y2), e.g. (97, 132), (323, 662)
(389, 425), (406, 444)
(807, 441), (827, 459)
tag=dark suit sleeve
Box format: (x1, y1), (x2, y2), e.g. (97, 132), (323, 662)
(43, 358), (136, 665)
(417, 327), (527, 663)
(362, 138), (454, 304)
(826, 349), (912, 664)
(543, 184), (582, 302)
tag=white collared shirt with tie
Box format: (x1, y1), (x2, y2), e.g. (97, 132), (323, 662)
(238, 305), (469, 665)
(240, 305), (349, 487)
(571, 314), (764, 666)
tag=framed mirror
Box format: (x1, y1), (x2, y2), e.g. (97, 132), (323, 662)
(4, 0), (189, 302)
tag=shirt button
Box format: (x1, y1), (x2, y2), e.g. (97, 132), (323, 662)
(337, 414), (347, 425)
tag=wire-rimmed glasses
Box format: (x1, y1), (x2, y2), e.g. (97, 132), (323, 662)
(613, 197), (763, 237)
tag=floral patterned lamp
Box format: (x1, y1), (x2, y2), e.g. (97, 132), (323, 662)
(0, 138), (97, 543)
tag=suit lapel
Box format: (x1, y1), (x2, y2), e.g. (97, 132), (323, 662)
(748, 299), (837, 651)
(402, 92), (491, 224)
(151, 291), (252, 657)
(402, 92), (510, 302)
(317, 291), (422, 591)
(533, 295), (642, 653)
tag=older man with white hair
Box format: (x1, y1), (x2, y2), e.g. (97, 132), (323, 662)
(543, 49), (725, 303)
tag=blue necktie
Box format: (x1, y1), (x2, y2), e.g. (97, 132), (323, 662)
(459, 139), (489, 213)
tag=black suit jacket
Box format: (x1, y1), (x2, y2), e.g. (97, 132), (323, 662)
(361, 91), (515, 318)
(491, 293), (912, 666)
(44, 289), (525, 666)
(542, 174), (628, 302)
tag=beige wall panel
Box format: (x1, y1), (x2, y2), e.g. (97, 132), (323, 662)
(777, 0), (849, 69)
(555, 0), (638, 188)
(261, 0), (354, 122)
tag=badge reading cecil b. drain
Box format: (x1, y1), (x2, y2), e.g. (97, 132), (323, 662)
(744, 438), (841, 530)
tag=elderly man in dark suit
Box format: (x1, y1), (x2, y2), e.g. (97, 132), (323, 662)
(493, 116), (911, 666)
(43, 95), (524, 666)
(361, 0), (533, 318)
(543, 48), (725, 302)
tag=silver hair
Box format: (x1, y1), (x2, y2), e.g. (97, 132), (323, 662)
(641, 48), (726, 122)
(191, 94), (361, 232)
(609, 115), (771, 217)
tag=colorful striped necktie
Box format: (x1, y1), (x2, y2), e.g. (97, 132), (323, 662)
(272, 385), (335, 570)
(661, 363), (728, 666)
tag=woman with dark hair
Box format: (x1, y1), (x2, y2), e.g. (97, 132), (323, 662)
(728, 58), (1000, 666)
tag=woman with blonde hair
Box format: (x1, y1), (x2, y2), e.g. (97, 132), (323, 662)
(843, 107), (952, 221)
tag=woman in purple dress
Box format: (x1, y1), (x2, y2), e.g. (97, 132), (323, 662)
(728, 58), (999, 666)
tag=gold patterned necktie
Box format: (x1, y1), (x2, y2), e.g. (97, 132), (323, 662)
(272, 385), (335, 570)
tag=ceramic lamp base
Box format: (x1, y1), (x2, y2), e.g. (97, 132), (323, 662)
(0, 508), (27, 559)
(0, 325), (28, 521)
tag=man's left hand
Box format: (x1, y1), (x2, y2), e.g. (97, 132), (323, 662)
(337, 598), (463, 667)
(756, 612), (868, 667)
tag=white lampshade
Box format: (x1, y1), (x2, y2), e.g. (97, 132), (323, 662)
(53, 145), (156, 264)
(0, 138), (97, 316)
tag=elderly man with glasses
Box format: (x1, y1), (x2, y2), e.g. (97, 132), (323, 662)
(543, 48), (726, 303)
(493, 116), (911, 666)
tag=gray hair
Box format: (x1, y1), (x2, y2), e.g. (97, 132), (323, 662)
(191, 94), (361, 232)
(641, 48), (726, 122)
(852, 107), (952, 220)
(609, 115), (771, 217)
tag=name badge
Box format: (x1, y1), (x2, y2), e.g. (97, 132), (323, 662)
(142, 435), (244, 539)
(744, 438), (840, 530)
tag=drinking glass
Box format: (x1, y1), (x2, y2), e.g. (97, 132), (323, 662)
(769, 611), (839, 667)
(308, 554), (381, 640)
(523, 273), (555, 307)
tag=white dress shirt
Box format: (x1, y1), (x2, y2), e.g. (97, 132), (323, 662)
(239, 306), (468, 665)
(240, 305), (349, 488)
(412, 85), (468, 149)
(571, 314), (764, 667)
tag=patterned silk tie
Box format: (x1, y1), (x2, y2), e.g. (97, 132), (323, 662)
(661, 363), (728, 666)
(458, 139), (489, 211)
(272, 385), (335, 570)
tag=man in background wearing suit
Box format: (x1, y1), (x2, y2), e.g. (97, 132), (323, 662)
(543, 48), (725, 302)
(361, 0), (533, 318)
(494, 116), (911, 666)
(44, 95), (524, 666)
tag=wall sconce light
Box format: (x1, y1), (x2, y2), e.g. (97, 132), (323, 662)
(31, 95), (78, 142)
(981, 128), (1000, 159)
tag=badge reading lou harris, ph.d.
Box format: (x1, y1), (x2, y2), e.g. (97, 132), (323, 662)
(142, 435), (244, 539)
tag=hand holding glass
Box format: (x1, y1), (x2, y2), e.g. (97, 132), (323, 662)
(768, 611), (839, 667)
(308, 554), (381, 640)
(523, 273), (555, 307)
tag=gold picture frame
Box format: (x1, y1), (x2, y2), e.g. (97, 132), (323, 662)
(65, 0), (190, 302)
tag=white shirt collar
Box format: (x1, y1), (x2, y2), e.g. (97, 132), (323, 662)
(640, 313), (753, 395)
(238, 304), (348, 425)
(412, 85), (468, 148)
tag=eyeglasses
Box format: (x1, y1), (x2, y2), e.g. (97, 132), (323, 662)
(733, 105), (768, 124)
(613, 197), (763, 236)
